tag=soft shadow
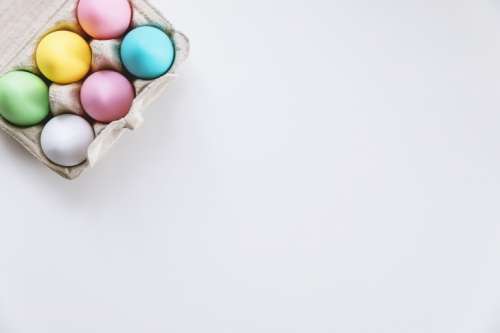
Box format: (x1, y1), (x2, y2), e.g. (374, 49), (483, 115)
(0, 65), (195, 218)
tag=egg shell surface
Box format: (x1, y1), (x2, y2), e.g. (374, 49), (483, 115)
(121, 26), (175, 80)
(77, 0), (132, 40)
(0, 71), (50, 127)
(41, 114), (95, 167)
(36, 31), (92, 84)
(80, 70), (135, 123)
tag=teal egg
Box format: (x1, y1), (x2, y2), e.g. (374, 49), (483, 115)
(120, 26), (175, 80)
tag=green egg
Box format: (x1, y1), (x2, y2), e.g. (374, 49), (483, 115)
(0, 71), (50, 127)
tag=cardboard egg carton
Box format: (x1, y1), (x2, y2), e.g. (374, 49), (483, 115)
(0, 0), (190, 179)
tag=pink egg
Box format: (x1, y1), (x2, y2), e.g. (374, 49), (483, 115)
(81, 70), (135, 123)
(77, 0), (132, 39)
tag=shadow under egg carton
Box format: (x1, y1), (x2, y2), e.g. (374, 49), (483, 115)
(0, 0), (190, 179)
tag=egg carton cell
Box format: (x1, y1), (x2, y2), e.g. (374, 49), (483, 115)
(49, 83), (85, 117)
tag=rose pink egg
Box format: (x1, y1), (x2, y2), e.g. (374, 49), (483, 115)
(77, 0), (132, 40)
(80, 70), (135, 123)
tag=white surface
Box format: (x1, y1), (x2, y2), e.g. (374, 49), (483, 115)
(1, 0), (500, 332)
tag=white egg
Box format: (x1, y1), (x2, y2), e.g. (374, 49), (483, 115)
(41, 114), (95, 167)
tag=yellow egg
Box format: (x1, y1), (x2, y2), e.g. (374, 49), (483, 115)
(36, 31), (92, 84)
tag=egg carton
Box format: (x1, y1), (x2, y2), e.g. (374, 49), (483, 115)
(0, 0), (190, 179)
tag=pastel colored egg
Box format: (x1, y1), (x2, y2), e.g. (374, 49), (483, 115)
(0, 71), (49, 126)
(77, 0), (132, 40)
(36, 31), (92, 84)
(80, 70), (135, 123)
(41, 114), (95, 167)
(120, 26), (175, 80)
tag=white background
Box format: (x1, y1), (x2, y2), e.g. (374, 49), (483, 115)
(1, 0), (500, 332)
